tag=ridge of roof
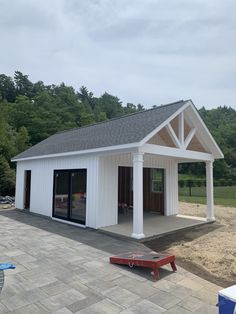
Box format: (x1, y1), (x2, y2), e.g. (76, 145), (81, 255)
(54, 99), (189, 136)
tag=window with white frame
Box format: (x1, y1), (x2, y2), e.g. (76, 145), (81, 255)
(151, 169), (164, 193)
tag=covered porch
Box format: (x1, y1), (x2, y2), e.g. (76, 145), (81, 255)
(100, 210), (208, 241)
(129, 152), (215, 239)
(97, 150), (215, 240)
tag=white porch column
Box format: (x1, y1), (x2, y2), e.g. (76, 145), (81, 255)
(206, 161), (215, 221)
(132, 152), (145, 239)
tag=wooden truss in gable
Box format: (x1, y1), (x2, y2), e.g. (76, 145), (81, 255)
(147, 111), (207, 153)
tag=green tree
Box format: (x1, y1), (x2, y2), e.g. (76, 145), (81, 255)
(124, 103), (137, 114)
(0, 156), (15, 195)
(33, 80), (45, 95)
(80, 112), (95, 126)
(0, 74), (16, 102)
(98, 92), (123, 119)
(178, 180), (185, 188)
(0, 114), (16, 160)
(186, 179), (194, 196)
(97, 112), (107, 122)
(15, 126), (30, 153)
(78, 86), (95, 109)
(8, 96), (35, 131)
(14, 71), (33, 98)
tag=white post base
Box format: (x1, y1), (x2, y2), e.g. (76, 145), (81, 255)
(206, 217), (216, 222)
(131, 233), (145, 239)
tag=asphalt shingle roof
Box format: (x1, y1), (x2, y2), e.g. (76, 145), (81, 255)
(13, 100), (188, 160)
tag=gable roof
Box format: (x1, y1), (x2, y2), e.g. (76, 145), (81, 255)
(12, 100), (189, 161)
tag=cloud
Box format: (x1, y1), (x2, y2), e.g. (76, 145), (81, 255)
(0, 0), (235, 109)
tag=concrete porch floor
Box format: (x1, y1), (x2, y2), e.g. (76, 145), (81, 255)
(100, 211), (208, 240)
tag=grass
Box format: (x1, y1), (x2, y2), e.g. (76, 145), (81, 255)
(179, 185), (236, 207)
(178, 174), (205, 181)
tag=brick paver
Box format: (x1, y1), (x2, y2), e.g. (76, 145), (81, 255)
(0, 209), (220, 313)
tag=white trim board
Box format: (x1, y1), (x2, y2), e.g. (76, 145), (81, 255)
(52, 217), (86, 229)
(185, 105), (224, 158)
(12, 143), (140, 162)
(142, 143), (214, 162)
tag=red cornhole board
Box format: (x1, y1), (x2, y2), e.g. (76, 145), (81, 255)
(110, 251), (177, 280)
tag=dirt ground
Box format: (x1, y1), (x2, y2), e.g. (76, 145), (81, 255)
(145, 202), (236, 287)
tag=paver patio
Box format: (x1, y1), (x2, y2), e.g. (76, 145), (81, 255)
(0, 209), (221, 313)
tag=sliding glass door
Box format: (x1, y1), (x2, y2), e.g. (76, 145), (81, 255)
(54, 171), (69, 219)
(53, 169), (87, 225)
(70, 170), (87, 223)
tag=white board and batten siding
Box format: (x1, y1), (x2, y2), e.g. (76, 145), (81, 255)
(96, 153), (179, 228)
(97, 156), (118, 228)
(15, 155), (99, 229)
(15, 151), (179, 230)
(144, 154), (179, 217)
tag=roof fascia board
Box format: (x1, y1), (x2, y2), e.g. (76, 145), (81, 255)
(188, 103), (224, 158)
(12, 142), (140, 162)
(142, 143), (214, 162)
(140, 100), (191, 146)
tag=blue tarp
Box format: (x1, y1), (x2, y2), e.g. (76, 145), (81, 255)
(0, 263), (16, 270)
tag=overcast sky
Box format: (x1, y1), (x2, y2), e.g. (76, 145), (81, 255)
(0, 0), (235, 109)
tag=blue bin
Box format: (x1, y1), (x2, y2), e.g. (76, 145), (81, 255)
(0, 263), (16, 295)
(218, 285), (236, 314)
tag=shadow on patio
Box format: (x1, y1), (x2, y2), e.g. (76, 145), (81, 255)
(0, 208), (143, 255)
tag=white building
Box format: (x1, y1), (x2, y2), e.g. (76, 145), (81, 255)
(12, 100), (223, 239)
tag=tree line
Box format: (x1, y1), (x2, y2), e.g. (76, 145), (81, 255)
(0, 71), (235, 195)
